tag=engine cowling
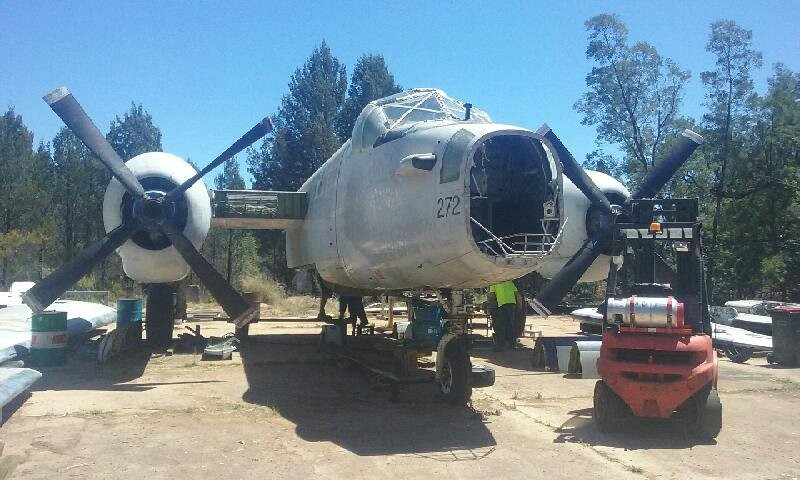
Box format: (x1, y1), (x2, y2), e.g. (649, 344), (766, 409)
(102, 152), (211, 284)
(536, 169), (630, 282)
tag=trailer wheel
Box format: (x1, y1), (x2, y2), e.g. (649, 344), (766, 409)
(593, 380), (627, 433)
(722, 345), (753, 364)
(439, 343), (472, 405)
(146, 283), (176, 349)
(688, 387), (722, 439)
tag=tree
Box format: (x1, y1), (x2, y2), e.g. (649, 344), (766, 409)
(335, 54), (402, 140)
(729, 65), (800, 300)
(51, 127), (104, 261)
(575, 14), (691, 185)
(248, 42), (347, 284)
(700, 20), (763, 297)
(107, 103), (163, 161)
(203, 157), (261, 288)
(0, 109), (54, 287)
(211, 157), (246, 282)
(249, 41), (347, 192)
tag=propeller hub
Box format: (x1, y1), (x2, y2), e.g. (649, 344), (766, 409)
(585, 204), (611, 237)
(133, 191), (175, 224)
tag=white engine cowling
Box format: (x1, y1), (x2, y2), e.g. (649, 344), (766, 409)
(102, 152), (211, 284)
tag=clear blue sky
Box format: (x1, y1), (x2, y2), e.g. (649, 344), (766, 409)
(2, 1), (798, 186)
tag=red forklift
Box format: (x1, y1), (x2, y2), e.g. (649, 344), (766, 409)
(593, 198), (721, 438)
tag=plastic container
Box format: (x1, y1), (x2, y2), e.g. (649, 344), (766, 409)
(769, 307), (800, 366)
(29, 311), (68, 366)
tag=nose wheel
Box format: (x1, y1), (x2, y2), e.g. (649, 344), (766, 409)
(438, 342), (472, 405)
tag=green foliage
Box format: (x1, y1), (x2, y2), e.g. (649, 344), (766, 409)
(52, 127), (107, 259)
(249, 41), (347, 192)
(699, 20), (765, 300)
(335, 53), (402, 140)
(107, 103), (163, 160)
(575, 14), (691, 186)
(0, 109), (57, 286)
(214, 155), (246, 190)
(204, 156), (263, 284)
(569, 16), (800, 303)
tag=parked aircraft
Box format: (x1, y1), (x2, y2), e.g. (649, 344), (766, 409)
(23, 87), (701, 401)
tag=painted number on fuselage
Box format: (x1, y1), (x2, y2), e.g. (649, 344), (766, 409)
(436, 195), (461, 218)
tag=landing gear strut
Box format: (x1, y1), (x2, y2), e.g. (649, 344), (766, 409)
(146, 283), (177, 349)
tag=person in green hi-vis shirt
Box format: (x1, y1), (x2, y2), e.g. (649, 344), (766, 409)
(488, 280), (524, 350)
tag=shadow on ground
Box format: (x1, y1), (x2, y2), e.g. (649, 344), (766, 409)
(239, 333), (497, 457)
(553, 407), (716, 449)
(470, 343), (537, 370)
(32, 348), (221, 392)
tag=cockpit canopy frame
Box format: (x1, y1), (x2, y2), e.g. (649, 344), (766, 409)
(350, 88), (492, 152)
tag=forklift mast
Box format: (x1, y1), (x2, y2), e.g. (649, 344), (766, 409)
(604, 198), (711, 334)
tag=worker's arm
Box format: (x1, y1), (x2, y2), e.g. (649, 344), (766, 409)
(515, 291), (525, 313)
(486, 292), (498, 316)
(486, 292), (498, 308)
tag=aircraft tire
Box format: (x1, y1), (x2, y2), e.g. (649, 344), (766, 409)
(146, 283), (176, 349)
(439, 342), (472, 405)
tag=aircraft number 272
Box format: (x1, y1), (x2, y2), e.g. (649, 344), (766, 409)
(436, 195), (461, 218)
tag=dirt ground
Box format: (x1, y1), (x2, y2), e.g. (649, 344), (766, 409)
(1, 312), (799, 479)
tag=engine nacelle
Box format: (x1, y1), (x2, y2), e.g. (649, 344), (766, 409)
(102, 152), (211, 284)
(536, 170), (630, 283)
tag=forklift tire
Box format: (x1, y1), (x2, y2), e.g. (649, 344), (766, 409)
(439, 342), (472, 405)
(722, 345), (753, 364)
(146, 284), (176, 349)
(593, 380), (627, 433)
(688, 387), (722, 439)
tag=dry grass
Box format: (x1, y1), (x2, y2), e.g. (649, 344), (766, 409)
(238, 274), (323, 317)
(260, 295), (321, 317)
(239, 274), (287, 306)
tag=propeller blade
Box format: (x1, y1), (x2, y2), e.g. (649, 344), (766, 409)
(166, 117), (272, 201)
(537, 124), (612, 214)
(22, 221), (140, 312)
(160, 221), (256, 327)
(43, 87), (145, 199)
(632, 129), (704, 199)
(531, 229), (611, 316)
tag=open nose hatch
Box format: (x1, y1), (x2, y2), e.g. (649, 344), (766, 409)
(469, 134), (563, 258)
